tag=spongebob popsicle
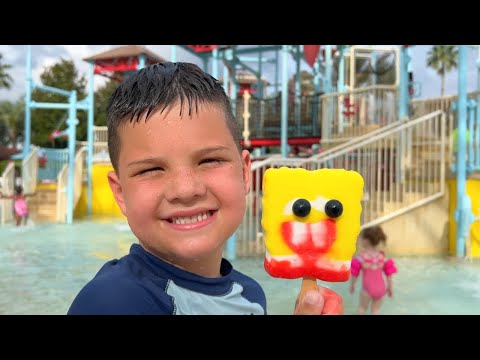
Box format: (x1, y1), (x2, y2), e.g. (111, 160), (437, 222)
(262, 167), (364, 305)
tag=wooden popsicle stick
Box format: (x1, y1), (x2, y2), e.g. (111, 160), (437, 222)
(298, 276), (318, 303)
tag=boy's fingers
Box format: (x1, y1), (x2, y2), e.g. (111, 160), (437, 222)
(318, 286), (344, 315)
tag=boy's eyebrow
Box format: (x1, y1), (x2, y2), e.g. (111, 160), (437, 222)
(126, 146), (231, 168)
(195, 145), (231, 156)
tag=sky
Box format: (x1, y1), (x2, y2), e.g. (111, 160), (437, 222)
(0, 45), (478, 102)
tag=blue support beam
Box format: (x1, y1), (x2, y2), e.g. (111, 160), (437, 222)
(236, 45), (282, 55)
(86, 61), (95, 217)
(324, 45), (332, 93)
(467, 99), (476, 173)
(24, 45), (32, 158)
(212, 47), (219, 78)
(454, 45), (475, 258)
(66, 91), (77, 225)
(30, 102), (89, 110)
(33, 84), (71, 97)
(477, 46), (480, 170)
(281, 45), (289, 158)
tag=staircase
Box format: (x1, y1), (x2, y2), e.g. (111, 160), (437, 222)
(237, 110), (449, 256)
(27, 184), (57, 222)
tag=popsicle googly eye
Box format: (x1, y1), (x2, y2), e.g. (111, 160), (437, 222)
(325, 199), (343, 218)
(292, 199), (311, 217)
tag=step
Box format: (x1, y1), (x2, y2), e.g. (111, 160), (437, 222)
(28, 186), (58, 222)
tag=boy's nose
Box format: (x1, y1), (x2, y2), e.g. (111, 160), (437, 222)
(164, 169), (207, 202)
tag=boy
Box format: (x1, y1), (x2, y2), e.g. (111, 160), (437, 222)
(67, 62), (340, 315)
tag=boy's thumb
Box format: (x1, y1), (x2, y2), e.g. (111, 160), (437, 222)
(295, 290), (325, 315)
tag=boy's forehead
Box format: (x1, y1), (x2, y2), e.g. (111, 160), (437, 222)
(116, 102), (232, 142)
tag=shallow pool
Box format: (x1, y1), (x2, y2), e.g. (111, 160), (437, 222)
(1, 219), (479, 315)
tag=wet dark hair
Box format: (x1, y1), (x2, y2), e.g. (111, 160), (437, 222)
(359, 225), (387, 247)
(106, 61), (242, 172)
(15, 185), (23, 195)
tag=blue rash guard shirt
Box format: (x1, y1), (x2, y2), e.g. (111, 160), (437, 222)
(68, 243), (267, 315)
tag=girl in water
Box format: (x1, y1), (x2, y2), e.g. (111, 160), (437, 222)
(349, 225), (398, 315)
(0, 185), (31, 226)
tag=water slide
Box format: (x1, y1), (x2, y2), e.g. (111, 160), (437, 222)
(74, 163), (123, 218)
(448, 179), (480, 257)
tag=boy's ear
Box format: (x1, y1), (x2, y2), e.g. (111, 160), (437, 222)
(107, 171), (127, 216)
(241, 150), (251, 194)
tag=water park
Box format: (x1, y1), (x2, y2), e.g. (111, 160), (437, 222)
(0, 45), (479, 314)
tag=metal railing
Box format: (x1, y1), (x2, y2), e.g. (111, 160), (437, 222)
(411, 91), (480, 162)
(22, 146), (39, 195)
(56, 146), (87, 223)
(321, 85), (398, 145)
(56, 163), (68, 222)
(237, 110), (446, 256)
(0, 161), (15, 224)
(76, 140), (109, 163)
(38, 147), (69, 182)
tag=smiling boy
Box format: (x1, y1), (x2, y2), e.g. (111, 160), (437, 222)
(67, 62), (339, 315)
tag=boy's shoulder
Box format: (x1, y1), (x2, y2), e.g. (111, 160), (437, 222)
(229, 265), (267, 310)
(67, 245), (174, 315)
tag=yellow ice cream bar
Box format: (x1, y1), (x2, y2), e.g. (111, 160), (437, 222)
(262, 167), (364, 282)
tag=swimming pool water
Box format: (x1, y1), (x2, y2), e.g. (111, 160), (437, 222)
(1, 219), (479, 315)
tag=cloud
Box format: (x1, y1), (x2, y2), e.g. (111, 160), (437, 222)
(0, 45), (478, 103)
(412, 45), (478, 98)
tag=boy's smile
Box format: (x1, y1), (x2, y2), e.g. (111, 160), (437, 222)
(108, 103), (251, 277)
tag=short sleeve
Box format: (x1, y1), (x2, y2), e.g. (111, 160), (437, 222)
(351, 257), (362, 277)
(383, 259), (397, 276)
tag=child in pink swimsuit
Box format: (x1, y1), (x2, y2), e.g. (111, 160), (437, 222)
(0, 185), (30, 226)
(349, 225), (397, 315)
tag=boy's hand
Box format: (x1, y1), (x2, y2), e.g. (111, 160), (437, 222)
(294, 286), (344, 315)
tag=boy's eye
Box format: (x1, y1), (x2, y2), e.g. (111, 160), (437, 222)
(137, 167), (163, 175)
(200, 158), (223, 165)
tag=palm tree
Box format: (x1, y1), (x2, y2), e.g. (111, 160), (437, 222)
(426, 45), (458, 97)
(0, 53), (13, 89)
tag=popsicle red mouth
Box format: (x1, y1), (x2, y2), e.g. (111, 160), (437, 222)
(281, 218), (336, 254)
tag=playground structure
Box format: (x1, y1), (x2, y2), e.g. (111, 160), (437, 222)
(0, 45), (479, 260)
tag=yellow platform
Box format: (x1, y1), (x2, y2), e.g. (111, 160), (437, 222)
(75, 163), (125, 219)
(448, 179), (480, 257)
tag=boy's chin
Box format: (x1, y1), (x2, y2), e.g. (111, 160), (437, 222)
(159, 238), (226, 261)
(176, 244), (225, 261)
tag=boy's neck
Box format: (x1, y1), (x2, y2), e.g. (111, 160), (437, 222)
(142, 245), (224, 278)
(173, 256), (224, 278)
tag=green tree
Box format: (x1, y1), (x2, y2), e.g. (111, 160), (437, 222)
(31, 58), (87, 148)
(94, 78), (120, 126)
(0, 99), (24, 148)
(426, 45), (458, 97)
(0, 53), (13, 89)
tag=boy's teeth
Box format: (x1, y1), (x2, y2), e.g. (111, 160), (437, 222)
(173, 211), (209, 224)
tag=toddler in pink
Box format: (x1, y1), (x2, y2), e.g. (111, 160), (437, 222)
(0, 185), (30, 226)
(349, 225), (397, 314)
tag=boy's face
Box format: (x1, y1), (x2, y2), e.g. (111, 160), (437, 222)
(108, 103), (251, 275)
